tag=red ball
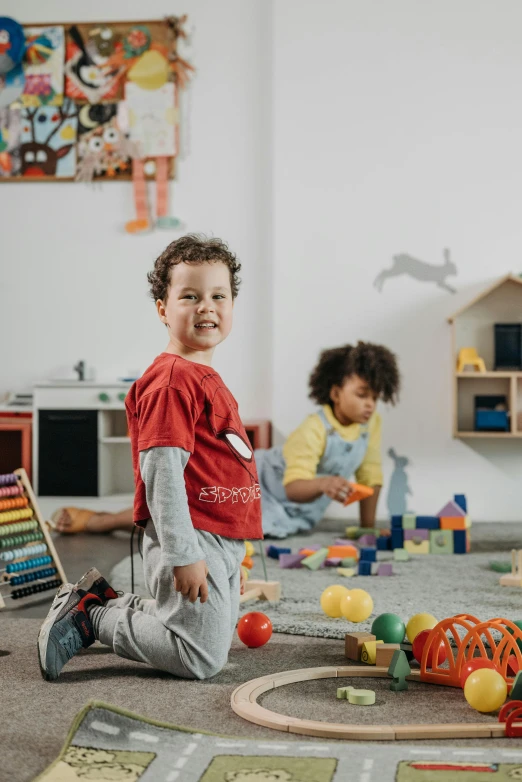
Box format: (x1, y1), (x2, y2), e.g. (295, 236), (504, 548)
(412, 629), (447, 667)
(459, 658), (499, 689)
(237, 612), (273, 648)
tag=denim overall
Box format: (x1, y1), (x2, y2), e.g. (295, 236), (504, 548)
(255, 408), (369, 538)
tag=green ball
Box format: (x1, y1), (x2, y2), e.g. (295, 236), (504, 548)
(507, 620), (522, 652)
(371, 613), (406, 645)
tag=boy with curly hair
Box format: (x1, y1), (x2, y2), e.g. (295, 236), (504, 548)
(38, 234), (263, 681)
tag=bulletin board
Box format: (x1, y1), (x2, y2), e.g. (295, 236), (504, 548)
(0, 17), (191, 183)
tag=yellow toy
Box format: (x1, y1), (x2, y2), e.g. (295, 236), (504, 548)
(406, 613), (438, 643)
(457, 347), (486, 373)
(464, 669), (507, 713)
(320, 585), (350, 618)
(340, 589), (373, 622)
(245, 541), (255, 557)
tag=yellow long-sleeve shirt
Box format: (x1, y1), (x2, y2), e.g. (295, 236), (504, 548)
(282, 404), (383, 488)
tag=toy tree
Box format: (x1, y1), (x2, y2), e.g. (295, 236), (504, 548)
(388, 649), (411, 691)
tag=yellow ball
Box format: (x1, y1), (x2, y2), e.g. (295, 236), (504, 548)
(320, 585), (351, 618)
(464, 668), (507, 713)
(340, 589), (374, 623)
(244, 541), (255, 557)
(406, 613), (438, 643)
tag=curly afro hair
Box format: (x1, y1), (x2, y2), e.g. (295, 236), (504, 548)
(309, 342), (400, 406)
(147, 234), (242, 302)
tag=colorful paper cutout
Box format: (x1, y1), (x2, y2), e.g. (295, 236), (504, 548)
(64, 25), (125, 104)
(21, 26), (64, 107)
(76, 103), (135, 181)
(0, 107), (21, 176)
(20, 99), (77, 177)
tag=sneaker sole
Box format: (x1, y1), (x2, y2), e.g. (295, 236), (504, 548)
(37, 583), (74, 682)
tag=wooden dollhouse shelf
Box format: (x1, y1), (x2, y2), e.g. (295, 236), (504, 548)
(449, 275), (522, 439)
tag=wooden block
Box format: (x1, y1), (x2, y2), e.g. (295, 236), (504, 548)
(393, 548), (409, 562)
(345, 632), (376, 661)
(395, 723), (493, 740)
(440, 516), (468, 530)
(301, 547), (329, 570)
(288, 720), (396, 740)
(500, 574), (522, 587)
(239, 588), (262, 604)
(429, 529), (454, 554)
(336, 685), (353, 699)
(336, 567), (355, 578)
(376, 643), (401, 667)
(402, 513), (416, 529)
(327, 545), (358, 559)
(404, 539), (430, 555)
(361, 640), (383, 665)
(340, 557), (357, 567)
(245, 579), (281, 601)
(348, 688), (376, 705)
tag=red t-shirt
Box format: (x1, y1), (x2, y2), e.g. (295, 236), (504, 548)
(125, 352), (263, 540)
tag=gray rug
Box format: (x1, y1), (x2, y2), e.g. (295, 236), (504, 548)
(109, 521), (522, 638)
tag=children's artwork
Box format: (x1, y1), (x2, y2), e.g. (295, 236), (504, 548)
(21, 25), (64, 107)
(76, 103), (135, 181)
(387, 447), (413, 517)
(0, 17), (26, 109)
(0, 107), (21, 176)
(65, 24), (126, 104)
(374, 248), (457, 294)
(125, 80), (176, 158)
(20, 99), (77, 177)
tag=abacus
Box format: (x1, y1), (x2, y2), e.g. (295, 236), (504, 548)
(0, 468), (66, 609)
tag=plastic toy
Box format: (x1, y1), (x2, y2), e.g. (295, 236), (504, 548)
(343, 483), (374, 506)
(371, 613), (406, 645)
(412, 629), (447, 667)
(320, 585), (350, 618)
(242, 555), (253, 570)
(388, 649), (411, 691)
(348, 688), (375, 705)
(244, 541), (255, 557)
(406, 613), (438, 643)
(457, 347), (486, 373)
(458, 658), (499, 689)
(500, 550), (522, 587)
(340, 589), (373, 623)
(237, 611), (272, 648)
(464, 668), (507, 713)
(499, 700), (522, 737)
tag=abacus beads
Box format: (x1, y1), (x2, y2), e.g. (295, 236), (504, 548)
(0, 531), (43, 549)
(11, 578), (61, 600)
(0, 542), (47, 562)
(0, 484), (24, 498)
(0, 497), (29, 511)
(5, 555), (52, 574)
(5, 567), (57, 587)
(0, 474), (18, 486)
(0, 508), (33, 524)
(0, 520), (38, 537)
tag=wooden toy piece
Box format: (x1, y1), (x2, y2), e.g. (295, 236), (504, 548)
(358, 561), (372, 576)
(391, 529), (404, 549)
(340, 557), (357, 567)
(345, 631), (375, 661)
(415, 516), (440, 530)
(327, 545), (358, 559)
(500, 550), (522, 587)
(402, 513), (416, 529)
(240, 579), (281, 604)
(336, 685), (353, 699)
(440, 516), (470, 530)
(337, 567), (355, 578)
(388, 649), (411, 691)
(301, 547), (329, 571)
(343, 483), (374, 506)
(266, 545), (291, 560)
(348, 688), (376, 705)
(361, 640), (383, 665)
(510, 671), (522, 700)
(239, 588), (262, 604)
(377, 563), (393, 576)
(358, 534), (377, 547)
(393, 548), (409, 562)
(429, 529), (454, 555)
(404, 528), (429, 542)
(437, 499), (466, 518)
(404, 539), (430, 555)
(278, 553), (305, 569)
(376, 643), (401, 667)
(454, 494), (467, 513)
(359, 547), (377, 562)
(457, 347), (486, 373)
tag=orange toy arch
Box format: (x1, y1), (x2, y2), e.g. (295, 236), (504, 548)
(420, 614), (494, 688)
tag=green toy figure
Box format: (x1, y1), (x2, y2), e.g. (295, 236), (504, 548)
(388, 649), (411, 691)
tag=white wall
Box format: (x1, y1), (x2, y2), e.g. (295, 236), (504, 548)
(1, 0), (272, 418)
(272, 0), (522, 521)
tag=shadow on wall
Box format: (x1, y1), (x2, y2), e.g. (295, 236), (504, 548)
(387, 447), (413, 516)
(374, 248), (457, 294)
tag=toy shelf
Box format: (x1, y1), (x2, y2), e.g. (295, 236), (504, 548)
(454, 374), (516, 437)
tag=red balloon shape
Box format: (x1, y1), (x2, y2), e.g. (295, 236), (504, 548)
(237, 612), (273, 648)
(459, 657), (500, 689)
(412, 629), (447, 667)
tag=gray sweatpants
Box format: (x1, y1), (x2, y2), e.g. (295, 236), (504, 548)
(93, 521), (245, 679)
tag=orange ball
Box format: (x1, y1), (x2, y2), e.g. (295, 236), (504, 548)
(237, 612), (272, 648)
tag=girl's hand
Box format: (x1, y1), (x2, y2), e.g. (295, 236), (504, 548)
(240, 566), (246, 595)
(320, 476), (354, 504)
(174, 560), (209, 603)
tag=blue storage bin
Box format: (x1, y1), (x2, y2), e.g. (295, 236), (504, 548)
(475, 410), (509, 431)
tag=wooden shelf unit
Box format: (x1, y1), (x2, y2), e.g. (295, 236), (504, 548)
(449, 275), (522, 439)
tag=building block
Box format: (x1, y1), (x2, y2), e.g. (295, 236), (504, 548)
(358, 561), (372, 576)
(377, 563), (393, 576)
(370, 562), (380, 575)
(402, 513), (416, 530)
(301, 547), (329, 570)
(336, 685), (354, 699)
(453, 530), (467, 555)
(437, 500), (466, 518)
(278, 553), (306, 569)
(404, 539), (430, 555)
(324, 557), (342, 567)
(347, 688), (376, 705)
(415, 516), (440, 530)
(440, 516), (471, 530)
(343, 482), (374, 505)
(391, 529), (404, 549)
(358, 534), (377, 547)
(376, 643), (401, 667)
(327, 545), (359, 559)
(511, 671), (522, 700)
(345, 632), (375, 661)
(360, 547), (377, 562)
(391, 515), (403, 528)
(393, 548), (410, 562)
(337, 567), (355, 578)
(377, 535), (390, 551)
(340, 557), (357, 567)
(388, 649), (411, 691)
(334, 539), (353, 546)
(266, 545), (291, 559)
(429, 529), (454, 555)
(454, 494), (467, 513)
(404, 528), (429, 541)
(240, 579), (281, 602)
(361, 640), (383, 664)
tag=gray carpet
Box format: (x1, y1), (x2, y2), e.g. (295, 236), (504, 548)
(110, 521), (522, 638)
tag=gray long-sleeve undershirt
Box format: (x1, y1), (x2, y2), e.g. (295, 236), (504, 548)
(139, 446), (205, 568)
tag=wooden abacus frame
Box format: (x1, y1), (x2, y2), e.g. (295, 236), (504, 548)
(0, 468), (66, 608)
(231, 666), (508, 740)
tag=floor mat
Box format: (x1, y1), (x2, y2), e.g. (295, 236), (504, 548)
(34, 700), (522, 781)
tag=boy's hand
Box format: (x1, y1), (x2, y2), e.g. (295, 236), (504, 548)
(173, 560), (209, 603)
(320, 476), (354, 504)
(240, 566), (246, 595)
